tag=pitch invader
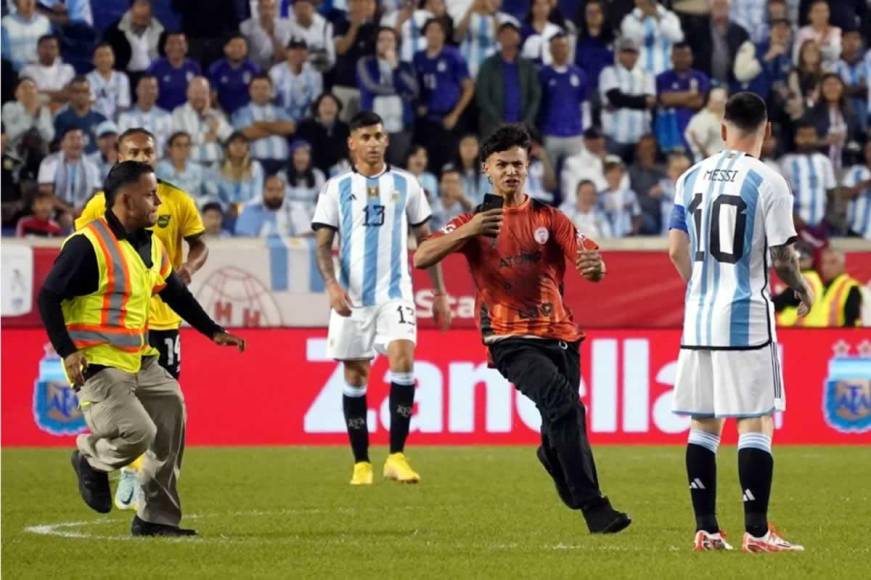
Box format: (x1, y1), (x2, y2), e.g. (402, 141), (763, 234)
(668, 93), (813, 552)
(312, 111), (451, 485)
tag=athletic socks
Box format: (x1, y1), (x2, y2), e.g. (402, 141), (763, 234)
(342, 384), (369, 463)
(686, 429), (720, 533)
(389, 371), (416, 454)
(738, 432), (773, 538)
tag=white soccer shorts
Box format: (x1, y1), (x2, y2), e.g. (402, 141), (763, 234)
(672, 343), (785, 418)
(326, 299), (417, 360)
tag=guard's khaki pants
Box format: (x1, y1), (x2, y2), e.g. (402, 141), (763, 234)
(75, 357), (186, 527)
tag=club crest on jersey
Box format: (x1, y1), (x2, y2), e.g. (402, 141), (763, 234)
(823, 340), (871, 433)
(367, 185), (379, 199)
(534, 227), (549, 245)
(157, 215), (171, 228)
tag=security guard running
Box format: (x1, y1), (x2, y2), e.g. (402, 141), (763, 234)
(38, 161), (245, 537)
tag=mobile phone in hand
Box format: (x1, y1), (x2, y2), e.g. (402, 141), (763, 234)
(480, 193), (504, 212)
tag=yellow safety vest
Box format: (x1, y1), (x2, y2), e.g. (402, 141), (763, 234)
(61, 218), (172, 374)
(778, 271), (823, 327)
(778, 272), (861, 328)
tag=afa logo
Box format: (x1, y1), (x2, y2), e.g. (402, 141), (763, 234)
(823, 340), (871, 434)
(33, 344), (87, 435)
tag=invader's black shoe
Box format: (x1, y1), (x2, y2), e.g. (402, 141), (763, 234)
(70, 450), (111, 514)
(131, 515), (198, 537)
(582, 497), (632, 534)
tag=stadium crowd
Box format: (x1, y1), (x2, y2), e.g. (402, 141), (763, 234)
(1, 0), (870, 241)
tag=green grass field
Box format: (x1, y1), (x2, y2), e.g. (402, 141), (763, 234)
(2, 446), (869, 579)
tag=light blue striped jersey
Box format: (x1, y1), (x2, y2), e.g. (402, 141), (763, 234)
(779, 152), (835, 227)
(844, 163), (871, 239)
(672, 150), (797, 349)
(312, 167), (431, 306)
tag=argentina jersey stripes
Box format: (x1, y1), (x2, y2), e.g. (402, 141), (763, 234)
(312, 167), (431, 307)
(779, 151), (835, 227)
(671, 150), (798, 349)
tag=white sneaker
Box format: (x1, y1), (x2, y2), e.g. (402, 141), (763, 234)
(742, 526), (805, 552)
(693, 530), (734, 551)
(114, 467), (139, 511)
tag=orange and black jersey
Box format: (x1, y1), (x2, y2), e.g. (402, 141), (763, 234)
(430, 197), (598, 343)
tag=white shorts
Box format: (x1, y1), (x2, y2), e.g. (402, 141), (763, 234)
(326, 299), (417, 360)
(672, 343), (785, 418)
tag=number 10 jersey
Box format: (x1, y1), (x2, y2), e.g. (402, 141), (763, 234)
(670, 150), (798, 349)
(312, 167), (432, 307)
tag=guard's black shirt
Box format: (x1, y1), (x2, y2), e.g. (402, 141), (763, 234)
(38, 210), (223, 358)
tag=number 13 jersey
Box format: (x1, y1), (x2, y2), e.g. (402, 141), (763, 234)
(670, 150), (798, 349)
(312, 166), (432, 307)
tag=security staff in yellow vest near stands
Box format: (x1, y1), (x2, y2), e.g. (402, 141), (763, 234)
(776, 242), (821, 326)
(38, 162), (245, 537)
(778, 248), (863, 327)
(75, 128), (208, 511)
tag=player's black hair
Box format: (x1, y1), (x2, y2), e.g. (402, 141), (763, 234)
(479, 124), (531, 162)
(723, 92), (768, 132)
(117, 128), (156, 151)
(104, 161), (154, 208)
(349, 111), (384, 132)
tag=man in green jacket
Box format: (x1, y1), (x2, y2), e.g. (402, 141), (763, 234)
(475, 22), (541, 139)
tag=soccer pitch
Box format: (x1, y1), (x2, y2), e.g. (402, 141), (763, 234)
(3, 446), (869, 579)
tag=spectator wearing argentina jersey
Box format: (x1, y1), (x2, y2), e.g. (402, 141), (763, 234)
(241, 0), (293, 71)
(414, 17), (475, 174)
(146, 32), (202, 112)
(1, 0), (51, 71)
(729, 0), (768, 45)
(619, 0), (684, 77)
(204, 132), (265, 208)
(37, 127), (101, 215)
(269, 38), (323, 122)
(598, 36), (656, 162)
(842, 140), (871, 239)
(520, 0), (563, 67)
(778, 121), (836, 229)
(208, 34), (262, 117)
(538, 31), (590, 173)
(454, 0), (520, 79)
(599, 155), (641, 237)
(86, 43), (132, 121)
(475, 21), (541, 140)
(381, 0), (438, 64)
(287, 0), (336, 73)
(155, 131), (207, 199)
(117, 75), (174, 154)
(833, 29), (868, 132)
(357, 26), (419, 167)
(655, 42), (709, 153)
(232, 73), (295, 175)
(171, 76), (233, 166)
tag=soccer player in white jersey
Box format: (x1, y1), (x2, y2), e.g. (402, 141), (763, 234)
(667, 93), (814, 553)
(312, 111), (451, 485)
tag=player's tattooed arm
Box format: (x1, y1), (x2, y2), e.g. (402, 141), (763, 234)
(315, 227), (352, 316)
(770, 244), (815, 317)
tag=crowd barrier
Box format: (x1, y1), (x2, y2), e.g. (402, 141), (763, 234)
(3, 237), (871, 329)
(3, 327), (870, 447)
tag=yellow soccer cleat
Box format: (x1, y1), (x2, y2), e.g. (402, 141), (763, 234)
(383, 452), (420, 484)
(350, 461), (374, 485)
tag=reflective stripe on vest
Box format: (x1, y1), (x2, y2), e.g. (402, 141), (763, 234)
(87, 219), (131, 328)
(67, 324), (146, 352)
(826, 275), (859, 327)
